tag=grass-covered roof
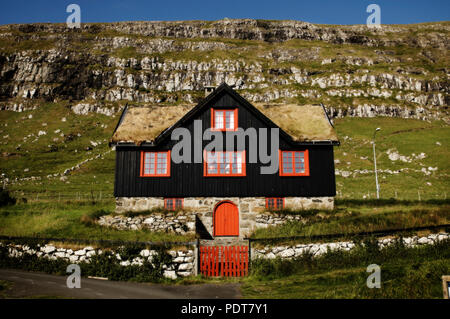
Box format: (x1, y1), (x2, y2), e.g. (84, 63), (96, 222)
(111, 102), (338, 145)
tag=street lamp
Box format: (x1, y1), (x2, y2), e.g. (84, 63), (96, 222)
(373, 128), (381, 199)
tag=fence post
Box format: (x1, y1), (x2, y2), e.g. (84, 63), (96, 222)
(193, 238), (199, 276)
(248, 238), (252, 274)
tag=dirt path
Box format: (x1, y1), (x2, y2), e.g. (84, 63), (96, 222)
(0, 269), (242, 299)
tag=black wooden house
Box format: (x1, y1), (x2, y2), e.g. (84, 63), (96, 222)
(111, 84), (339, 238)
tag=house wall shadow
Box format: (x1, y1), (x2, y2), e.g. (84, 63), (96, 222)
(195, 215), (213, 240)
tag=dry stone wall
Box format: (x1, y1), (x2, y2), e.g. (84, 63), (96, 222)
(252, 232), (450, 260)
(2, 242), (196, 280)
(98, 213), (196, 235)
(2, 232), (447, 279)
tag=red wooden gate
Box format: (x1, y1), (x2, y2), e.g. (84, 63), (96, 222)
(200, 246), (248, 277)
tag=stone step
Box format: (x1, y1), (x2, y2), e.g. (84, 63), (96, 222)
(200, 238), (249, 247)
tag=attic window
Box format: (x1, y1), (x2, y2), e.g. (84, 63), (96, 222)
(266, 198), (285, 210)
(279, 150), (310, 176)
(211, 109), (238, 131)
(140, 151), (171, 177)
(164, 198), (183, 211)
(204, 151), (246, 176)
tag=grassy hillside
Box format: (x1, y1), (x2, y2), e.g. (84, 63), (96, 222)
(0, 103), (116, 200)
(0, 103), (448, 201)
(334, 117), (449, 200)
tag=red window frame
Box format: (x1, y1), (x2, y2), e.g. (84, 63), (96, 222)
(211, 108), (238, 131)
(279, 150), (310, 176)
(266, 198), (285, 210)
(164, 198), (183, 211)
(203, 150), (246, 177)
(140, 151), (171, 177)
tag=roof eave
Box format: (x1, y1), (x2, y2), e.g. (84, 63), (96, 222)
(110, 139), (340, 147)
(110, 140), (157, 147)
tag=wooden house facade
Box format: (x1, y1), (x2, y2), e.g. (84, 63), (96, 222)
(111, 84), (339, 238)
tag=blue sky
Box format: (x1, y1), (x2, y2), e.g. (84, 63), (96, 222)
(0, 0), (448, 25)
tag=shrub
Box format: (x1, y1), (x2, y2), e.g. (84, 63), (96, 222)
(80, 214), (95, 226)
(0, 245), (69, 275)
(80, 209), (111, 226)
(116, 243), (144, 261)
(0, 188), (16, 207)
(91, 209), (110, 219)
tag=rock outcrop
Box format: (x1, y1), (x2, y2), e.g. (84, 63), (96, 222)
(0, 19), (448, 120)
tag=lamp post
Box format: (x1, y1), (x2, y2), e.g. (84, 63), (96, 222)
(373, 128), (381, 199)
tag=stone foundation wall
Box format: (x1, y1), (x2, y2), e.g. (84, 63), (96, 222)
(116, 196), (334, 238)
(115, 197), (165, 213)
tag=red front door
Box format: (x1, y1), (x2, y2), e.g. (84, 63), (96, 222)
(214, 201), (239, 236)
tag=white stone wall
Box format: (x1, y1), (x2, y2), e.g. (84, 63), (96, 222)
(252, 232), (450, 260)
(3, 232), (447, 280)
(98, 213), (196, 235)
(1, 242), (195, 280)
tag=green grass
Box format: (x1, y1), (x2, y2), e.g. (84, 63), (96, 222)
(251, 203), (449, 241)
(113, 46), (140, 59)
(240, 239), (450, 298)
(0, 280), (15, 299)
(0, 102), (117, 198)
(334, 117), (450, 200)
(0, 201), (194, 242)
(0, 37), (56, 54)
(0, 280), (8, 289)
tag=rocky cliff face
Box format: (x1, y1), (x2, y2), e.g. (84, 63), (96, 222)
(0, 19), (448, 120)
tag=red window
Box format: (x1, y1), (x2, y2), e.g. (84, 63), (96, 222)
(140, 151), (171, 177)
(211, 109), (238, 131)
(164, 198), (183, 210)
(279, 150), (309, 176)
(204, 151), (246, 176)
(266, 198), (285, 210)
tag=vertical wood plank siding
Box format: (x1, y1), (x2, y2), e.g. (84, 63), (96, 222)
(114, 93), (336, 197)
